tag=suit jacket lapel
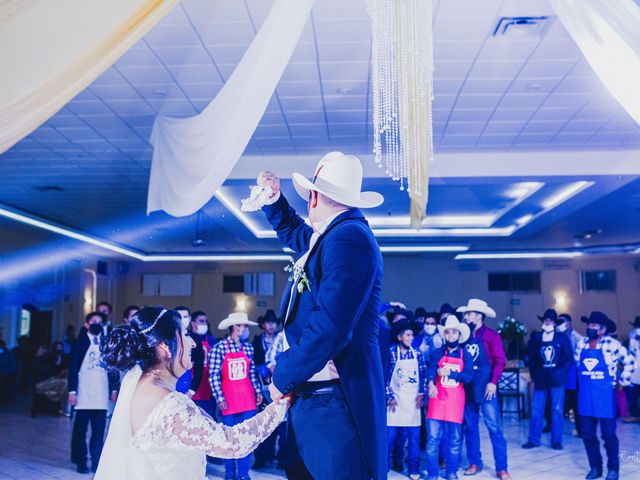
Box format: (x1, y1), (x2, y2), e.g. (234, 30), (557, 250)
(284, 209), (367, 326)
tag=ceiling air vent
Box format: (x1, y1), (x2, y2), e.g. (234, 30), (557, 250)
(34, 185), (64, 192)
(492, 16), (551, 38)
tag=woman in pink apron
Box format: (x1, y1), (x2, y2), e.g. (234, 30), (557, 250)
(209, 312), (262, 480)
(425, 315), (474, 480)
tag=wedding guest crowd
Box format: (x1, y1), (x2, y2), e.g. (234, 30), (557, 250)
(381, 299), (637, 480)
(3, 296), (638, 480)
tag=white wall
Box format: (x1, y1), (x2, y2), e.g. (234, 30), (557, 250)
(2, 247), (640, 346)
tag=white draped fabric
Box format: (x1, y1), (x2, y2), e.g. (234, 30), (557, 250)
(0, 0), (180, 154)
(146, 0), (316, 217)
(549, 0), (640, 125)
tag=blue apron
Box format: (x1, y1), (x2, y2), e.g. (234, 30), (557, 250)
(578, 346), (615, 418)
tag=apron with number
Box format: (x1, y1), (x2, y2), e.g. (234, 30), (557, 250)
(76, 337), (109, 410)
(578, 346), (615, 419)
(427, 348), (465, 424)
(387, 346), (421, 427)
(193, 337), (213, 401)
(220, 342), (256, 415)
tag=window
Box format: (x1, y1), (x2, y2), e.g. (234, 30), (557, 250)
(580, 270), (616, 292)
(142, 274), (192, 296)
(223, 273), (275, 296)
(223, 275), (245, 293)
(488, 272), (541, 293)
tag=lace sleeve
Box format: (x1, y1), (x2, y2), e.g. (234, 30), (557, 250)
(160, 393), (288, 459)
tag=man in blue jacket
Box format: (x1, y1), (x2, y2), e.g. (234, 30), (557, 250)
(258, 151), (386, 480)
(522, 308), (573, 451)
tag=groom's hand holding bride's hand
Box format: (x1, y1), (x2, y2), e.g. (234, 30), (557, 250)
(257, 171), (280, 198)
(269, 382), (283, 403)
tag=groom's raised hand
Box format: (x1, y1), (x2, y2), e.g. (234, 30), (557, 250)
(257, 171), (280, 198)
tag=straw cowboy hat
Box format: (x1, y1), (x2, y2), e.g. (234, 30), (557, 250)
(456, 299), (497, 318)
(292, 151), (384, 209)
(438, 315), (471, 343)
(218, 312), (258, 330)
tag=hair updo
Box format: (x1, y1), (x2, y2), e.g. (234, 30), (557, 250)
(101, 306), (185, 376)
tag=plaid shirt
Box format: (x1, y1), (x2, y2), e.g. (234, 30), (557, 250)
(575, 335), (636, 386)
(265, 331), (285, 369)
(386, 345), (426, 401)
(209, 337), (261, 403)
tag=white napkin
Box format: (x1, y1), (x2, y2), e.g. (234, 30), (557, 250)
(240, 185), (274, 212)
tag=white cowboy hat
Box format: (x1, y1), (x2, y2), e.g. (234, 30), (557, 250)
(292, 151), (384, 209)
(217, 312), (258, 331)
(456, 298), (496, 318)
(438, 315), (471, 343)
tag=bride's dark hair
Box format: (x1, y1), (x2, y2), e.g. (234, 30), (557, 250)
(101, 306), (186, 377)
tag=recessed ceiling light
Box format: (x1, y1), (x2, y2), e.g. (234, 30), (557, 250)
(336, 87), (352, 95)
(154, 90), (166, 97)
(34, 185), (64, 192)
(526, 84), (542, 90)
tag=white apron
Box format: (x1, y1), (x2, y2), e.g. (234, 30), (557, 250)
(387, 346), (421, 427)
(75, 336), (109, 410)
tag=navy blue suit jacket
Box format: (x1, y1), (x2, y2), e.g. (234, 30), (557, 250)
(263, 194), (386, 479)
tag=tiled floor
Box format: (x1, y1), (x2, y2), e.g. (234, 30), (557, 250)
(1, 396), (639, 479)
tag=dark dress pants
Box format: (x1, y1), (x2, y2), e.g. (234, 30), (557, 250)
(71, 409), (107, 468)
(289, 384), (370, 480)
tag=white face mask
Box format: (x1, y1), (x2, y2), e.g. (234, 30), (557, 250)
(542, 324), (555, 333)
(424, 324), (437, 335)
(195, 324), (208, 335)
(556, 323), (568, 333)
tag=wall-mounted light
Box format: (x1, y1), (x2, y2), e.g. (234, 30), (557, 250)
(554, 292), (568, 308)
(235, 296), (248, 312)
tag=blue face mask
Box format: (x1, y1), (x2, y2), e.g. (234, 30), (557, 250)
(240, 330), (250, 342)
(445, 340), (458, 349)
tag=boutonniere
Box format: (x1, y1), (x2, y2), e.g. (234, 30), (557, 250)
(284, 261), (311, 294)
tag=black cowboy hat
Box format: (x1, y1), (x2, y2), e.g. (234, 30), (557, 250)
(390, 306), (415, 323)
(391, 318), (421, 338)
(537, 308), (558, 322)
(581, 311), (616, 334)
(415, 307), (429, 318)
(555, 313), (572, 326)
(258, 309), (280, 325)
(630, 316), (640, 328)
(439, 303), (456, 316)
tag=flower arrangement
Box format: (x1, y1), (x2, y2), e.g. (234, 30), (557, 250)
(497, 316), (527, 342)
(284, 261), (311, 294)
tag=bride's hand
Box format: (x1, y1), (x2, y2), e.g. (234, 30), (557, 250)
(269, 382), (283, 402)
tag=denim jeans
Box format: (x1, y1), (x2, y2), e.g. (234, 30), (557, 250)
(426, 419), (461, 477)
(581, 415), (619, 472)
(529, 386), (565, 445)
(463, 397), (508, 472)
(221, 410), (256, 479)
(388, 426), (420, 475)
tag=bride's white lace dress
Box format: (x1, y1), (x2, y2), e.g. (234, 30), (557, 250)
(131, 392), (287, 479)
(94, 366), (287, 480)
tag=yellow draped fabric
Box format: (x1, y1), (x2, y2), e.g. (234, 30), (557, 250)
(0, 0), (180, 153)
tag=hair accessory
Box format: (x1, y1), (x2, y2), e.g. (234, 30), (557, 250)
(140, 309), (167, 335)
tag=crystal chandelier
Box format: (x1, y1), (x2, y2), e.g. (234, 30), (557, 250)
(366, 0), (434, 227)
